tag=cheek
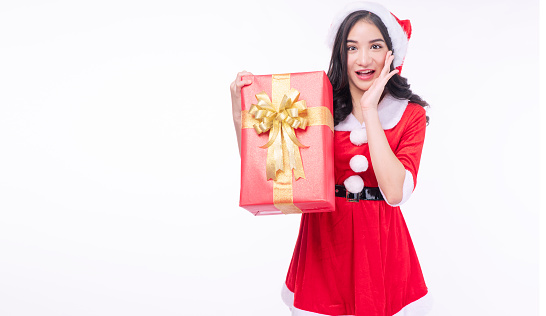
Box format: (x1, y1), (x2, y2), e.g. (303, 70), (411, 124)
(346, 54), (355, 66)
(346, 54), (358, 73)
(375, 53), (387, 69)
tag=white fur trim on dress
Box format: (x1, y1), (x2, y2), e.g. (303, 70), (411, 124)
(350, 155), (368, 172)
(379, 169), (414, 206)
(335, 112), (363, 132)
(281, 283), (433, 316)
(334, 94), (408, 132)
(350, 128), (368, 146)
(326, 2), (409, 69)
(344, 175), (365, 193)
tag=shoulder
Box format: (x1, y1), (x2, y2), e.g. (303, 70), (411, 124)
(406, 102), (426, 115)
(402, 102), (427, 125)
(379, 97), (426, 130)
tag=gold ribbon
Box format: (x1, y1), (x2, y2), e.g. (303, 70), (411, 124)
(242, 74), (333, 214)
(248, 88), (308, 181)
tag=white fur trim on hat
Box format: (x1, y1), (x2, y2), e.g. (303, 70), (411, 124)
(334, 93), (408, 132)
(350, 155), (368, 172)
(326, 2), (409, 69)
(350, 128), (367, 146)
(344, 175), (365, 193)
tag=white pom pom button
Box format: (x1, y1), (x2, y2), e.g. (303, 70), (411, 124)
(344, 175), (364, 193)
(350, 155), (368, 173)
(350, 128), (367, 146)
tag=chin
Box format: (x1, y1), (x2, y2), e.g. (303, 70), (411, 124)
(350, 78), (376, 92)
(356, 83), (372, 92)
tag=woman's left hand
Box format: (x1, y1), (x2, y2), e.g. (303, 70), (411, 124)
(360, 50), (398, 113)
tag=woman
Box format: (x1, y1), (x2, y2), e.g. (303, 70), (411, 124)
(231, 2), (431, 315)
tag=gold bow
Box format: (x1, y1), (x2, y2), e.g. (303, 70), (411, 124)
(249, 88), (308, 181)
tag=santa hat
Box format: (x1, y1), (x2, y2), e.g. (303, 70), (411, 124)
(326, 2), (412, 73)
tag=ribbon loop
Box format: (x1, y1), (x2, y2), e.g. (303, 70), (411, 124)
(250, 88), (309, 181)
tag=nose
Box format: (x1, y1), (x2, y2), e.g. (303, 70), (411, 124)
(357, 49), (372, 66)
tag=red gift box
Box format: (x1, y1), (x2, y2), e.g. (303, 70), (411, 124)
(239, 71), (335, 215)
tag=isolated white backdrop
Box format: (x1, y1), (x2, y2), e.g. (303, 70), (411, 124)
(0, 0), (540, 315)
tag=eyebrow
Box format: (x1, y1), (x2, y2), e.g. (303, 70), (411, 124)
(347, 38), (385, 44)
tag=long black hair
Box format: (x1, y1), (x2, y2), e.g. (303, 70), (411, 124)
(327, 10), (429, 126)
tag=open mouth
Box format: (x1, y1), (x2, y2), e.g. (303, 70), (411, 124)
(356, 70), (375, 76)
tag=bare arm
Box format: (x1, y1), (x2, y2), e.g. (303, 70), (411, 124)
(363, 108), (405, 204)
(230, 71), (253, 155)
(359, 51), (405, 204)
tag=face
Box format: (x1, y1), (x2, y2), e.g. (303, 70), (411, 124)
(346, 20), (388, 96)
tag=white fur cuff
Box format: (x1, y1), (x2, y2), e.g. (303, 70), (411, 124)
(379, 170), (414, 206)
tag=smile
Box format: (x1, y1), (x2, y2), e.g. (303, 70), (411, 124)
(355, 70), (375, 80)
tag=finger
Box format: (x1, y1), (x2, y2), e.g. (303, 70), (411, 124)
(235, 70), (252, 83)
(236, 79), (252, 88)
(385, 69), (399, 82)
(382, 51), (395, 76)
(237, 71), (253, 78)
(233, 71), (254, 92)
(377, 69), (397, 87)
(239, 71), (254, 82)
(235, 71), (245, 82)
(237, 74), (253, 86)
(372, 68), (397, 90)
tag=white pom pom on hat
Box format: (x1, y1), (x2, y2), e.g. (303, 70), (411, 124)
(350, 155), (368, 173)
(350, 128), (367, 146)
(344, 175), (365, 193)
(325, 1), (412, 73)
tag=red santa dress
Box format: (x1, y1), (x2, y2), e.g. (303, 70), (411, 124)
(282, 94), (432, 316)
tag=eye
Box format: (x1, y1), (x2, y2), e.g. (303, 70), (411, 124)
(347, 46), (357, 51)
(371, 44), (382, 49)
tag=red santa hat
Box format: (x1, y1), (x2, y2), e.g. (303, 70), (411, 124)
(326, 2), (412, 73)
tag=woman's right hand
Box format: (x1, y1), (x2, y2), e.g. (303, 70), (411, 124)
(230, 71), (253, 154)
(230, 71), (254, 118)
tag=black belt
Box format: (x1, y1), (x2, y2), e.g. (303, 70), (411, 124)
(335, 185), (384, 202)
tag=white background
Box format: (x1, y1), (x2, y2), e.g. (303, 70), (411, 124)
(0, 0), (542, 315)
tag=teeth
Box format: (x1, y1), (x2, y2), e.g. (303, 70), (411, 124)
(358, 70), (373, 75)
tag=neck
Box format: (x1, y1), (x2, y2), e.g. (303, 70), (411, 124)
(349, 85), (365, 124)
(350, 89), (387, 124)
